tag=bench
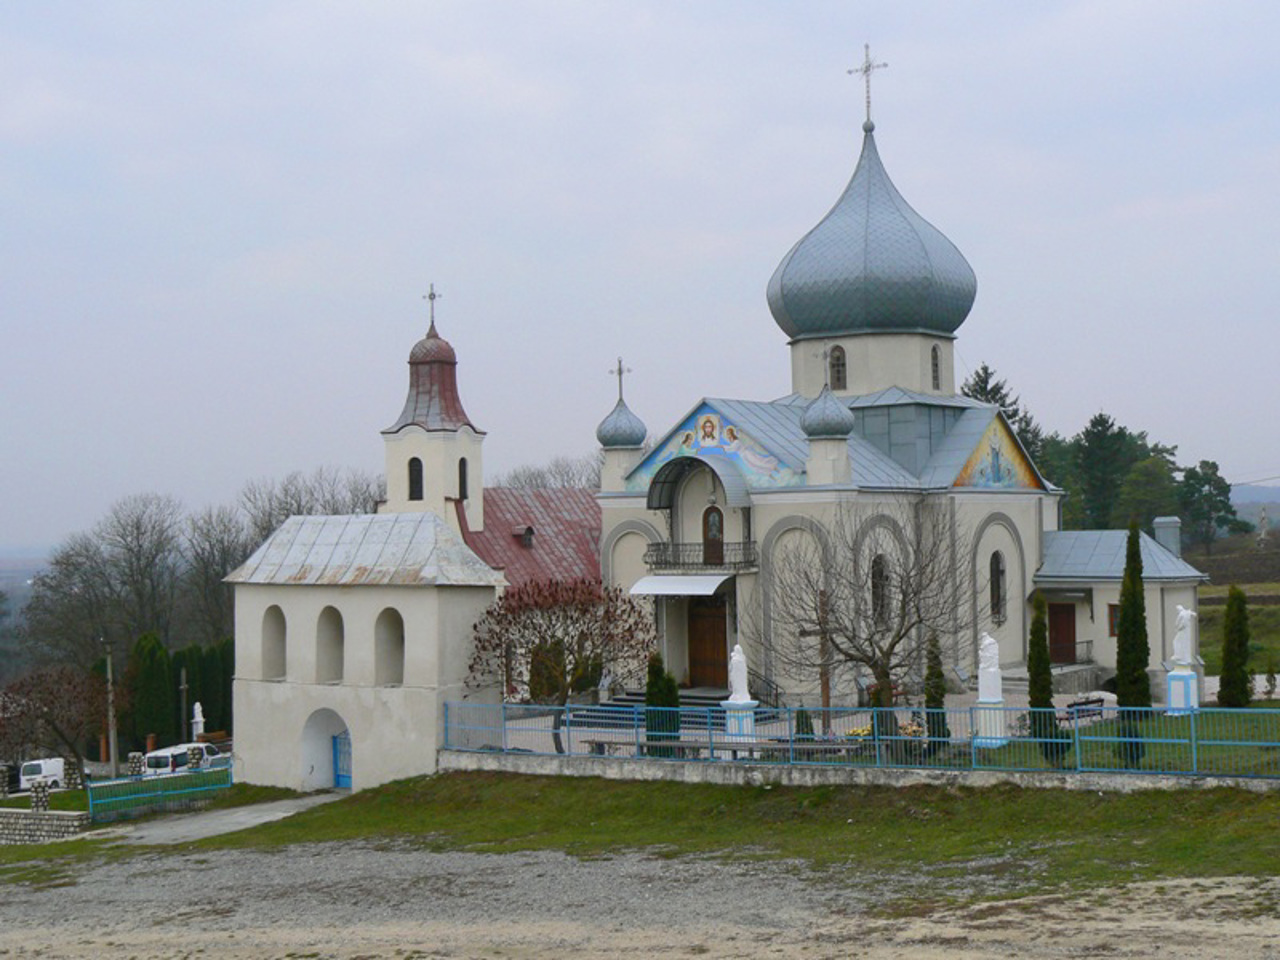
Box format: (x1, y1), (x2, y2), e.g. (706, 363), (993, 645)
(1060, 697), (1106, 723)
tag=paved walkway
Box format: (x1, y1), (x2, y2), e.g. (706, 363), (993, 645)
(91, 792), (344, 845)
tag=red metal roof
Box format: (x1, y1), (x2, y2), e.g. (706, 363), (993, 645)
(458, 487), (601, 588)
(383, 323), (481, 435)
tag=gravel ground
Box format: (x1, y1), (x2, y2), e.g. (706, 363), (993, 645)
(3, 842), (1280, 959)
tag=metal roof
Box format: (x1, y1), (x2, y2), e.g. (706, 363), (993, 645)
(646, 455), (753, 509)
(766, 121), (976, 342)
(630, 574), (731, 596)
(917, 407), (999, 487)
(1035, 531), (1207, 583)
(383, 323), (481, 435)
(226, 513), (503, 587)
(458, 488), (601, 587)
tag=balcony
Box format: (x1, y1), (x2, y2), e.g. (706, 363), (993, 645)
(644, 540), (758, 573)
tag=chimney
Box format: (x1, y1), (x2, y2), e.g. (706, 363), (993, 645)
(1153, 516), (1182, 558)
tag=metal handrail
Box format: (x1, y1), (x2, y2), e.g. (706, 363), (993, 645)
(644, 540), (759, 571)
(747, 667), (785, 710)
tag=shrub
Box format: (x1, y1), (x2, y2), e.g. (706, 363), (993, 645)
(923, 633), (950, 752)
(1219, 586), (1252, 708)
(1027, 593), (1069, 766)
(794, 707), (815, 741)
(644, 653), (680, 754)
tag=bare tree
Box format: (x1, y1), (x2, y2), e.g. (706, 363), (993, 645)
(99, 493), (185, 647)
(752, 495), (975, 711)
(240, 467), (384, 544)
(182, 504), (253, 646)
(492, 453), (603, 491)
(21, 533), (117, 668)
(3, 667), (112, 779)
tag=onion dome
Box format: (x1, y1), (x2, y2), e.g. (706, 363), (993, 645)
(801, 385), (856, 439)
(383, 321), (480, 434)
(596, 398), (647, 448)
(767, 120), (977, 341)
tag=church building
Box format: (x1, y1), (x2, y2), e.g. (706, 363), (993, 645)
(595, 110), (1206, 703)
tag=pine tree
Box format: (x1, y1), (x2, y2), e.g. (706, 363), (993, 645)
(129, 632), (175, 747)
(1114, 520), (1152, 708)
(1218, 586), (1252, 708)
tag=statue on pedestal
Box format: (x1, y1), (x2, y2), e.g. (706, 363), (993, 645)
(1172, 605), (1197, 667)
(727, 644), (752, 703)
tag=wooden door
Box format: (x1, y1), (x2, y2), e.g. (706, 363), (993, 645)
(1048, 603), (1077, 665)
(688, 596), (728, 688)
(702, 506), (724, 565)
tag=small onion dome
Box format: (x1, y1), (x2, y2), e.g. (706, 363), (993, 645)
(767, 120), (977, 341)
(801, 385), (856, 439)
(596, 398), (647, 448)
(409, 322), (457, 363)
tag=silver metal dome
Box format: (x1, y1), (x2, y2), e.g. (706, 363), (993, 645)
(767, 120), (977, 341)
(596, 398), (647, 448)
(801, 385), (856, 439)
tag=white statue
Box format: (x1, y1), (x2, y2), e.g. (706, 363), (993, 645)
(192, 701), (206, 738)
(978, 632), (1000, 673)
(1172, 605), (1198, 666)
(727, 644), (751, 703)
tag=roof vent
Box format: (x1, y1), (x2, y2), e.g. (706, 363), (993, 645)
(512, 525), (535, 549)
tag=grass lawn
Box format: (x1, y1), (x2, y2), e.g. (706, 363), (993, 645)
(190, 771), (1280, 901)
(0, 791), (88, 812)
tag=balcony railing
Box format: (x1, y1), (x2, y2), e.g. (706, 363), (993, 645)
(644, 540), (759, 572)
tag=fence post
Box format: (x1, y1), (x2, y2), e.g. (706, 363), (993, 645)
(787, 707), (795, 765)
(565, 703), (573, 756)
(634, 704), (642, 758)
(873, 708), (883, 768)
(1190, 708), (1198, 775)
(1073, 707), (1082, 772)
(501, 701), (508, 753)
(707, 707), (716, 761)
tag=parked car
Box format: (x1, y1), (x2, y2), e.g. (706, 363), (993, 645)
(19, 757), (66, 791)
(142, 742), (227, 776)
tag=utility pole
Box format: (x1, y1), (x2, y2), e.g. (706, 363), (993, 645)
(103, 637), (119, 779)
(179, 667), (189, 743)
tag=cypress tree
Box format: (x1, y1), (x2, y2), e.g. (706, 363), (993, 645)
(1218, 586), (1252, 707)
(201, 643), (225, 732)
(1115, 520), (1151, 708)
(129, 633), (176, 747)
(1028, 592), (1068, 765)
(644, 653), (680, 752)
(923, 633), (950, 748)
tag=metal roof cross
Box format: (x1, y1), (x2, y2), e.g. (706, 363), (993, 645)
(423, 283), (442, 334)
(608, 356), (632, 402)
(848, 43), (888, 123)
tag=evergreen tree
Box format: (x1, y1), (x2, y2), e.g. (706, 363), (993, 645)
(201, 642), (225, 732)
(1114, 521), (1152, 708)
(644, 652), (680, 752)
(218, 637), (234, 733)
(923, 632), (950, 748)
(961, 363), (1044, 460)
(1027, 592), (1068, 765)
(1180, 460), (1238, 556)
(128, 632), (176, 747)
(1111, 457), (1181, 532)
(1218, 586), (1252, 708)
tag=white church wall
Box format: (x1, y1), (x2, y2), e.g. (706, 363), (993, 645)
(382, 427), (486, 532)
(789, 333), (954, 397)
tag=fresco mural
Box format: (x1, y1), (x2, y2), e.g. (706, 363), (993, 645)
(954, 418), (1043, 490)
(627, 404), (802, 492)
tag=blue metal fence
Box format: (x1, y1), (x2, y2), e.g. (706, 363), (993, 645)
(86, 766), (234, 823)
(443, 701), (1280, 780)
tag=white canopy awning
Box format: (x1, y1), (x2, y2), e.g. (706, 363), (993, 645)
(629, 574), (731, 597)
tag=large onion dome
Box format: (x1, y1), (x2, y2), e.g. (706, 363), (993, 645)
(800, 385), (856, 439)
(767, 120), (977, 341)
(383, 321), (479, 434)
(596, 398), (647, 448)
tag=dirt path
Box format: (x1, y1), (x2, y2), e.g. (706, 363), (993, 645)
(1, 844), (1277, 959)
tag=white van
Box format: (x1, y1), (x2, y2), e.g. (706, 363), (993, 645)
(142, 742), (225, 776)
(19, 758), (66, 791)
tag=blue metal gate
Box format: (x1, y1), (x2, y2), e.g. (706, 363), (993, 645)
(332, 731), (352, 789)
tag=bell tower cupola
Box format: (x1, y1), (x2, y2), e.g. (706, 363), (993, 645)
(380, 286), (486, 532)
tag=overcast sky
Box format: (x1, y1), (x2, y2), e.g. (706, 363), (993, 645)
(3, 2), (1278, 553)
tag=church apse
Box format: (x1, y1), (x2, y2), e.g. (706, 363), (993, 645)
(954, 419), (1043, 490)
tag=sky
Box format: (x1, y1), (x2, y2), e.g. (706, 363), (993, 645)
(2, 1), (1279, 554)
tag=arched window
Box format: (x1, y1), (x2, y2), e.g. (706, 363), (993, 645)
(316, 606), (344, 683)
(375, 608), (405, 686)
(990, 551), (1007, 624)
(931, 345), (941, 391)
(829, 346), (847, 391)
(702, 505), (724, 565)
(408, 457), (423, 501)
(262, 605), (287, 680)
(458, 458), (469, 501)
(871, 555), (889, 626)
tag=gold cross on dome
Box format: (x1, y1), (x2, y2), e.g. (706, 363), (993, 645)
(847, 43), (888, 123)
(608, 356), (631, 402)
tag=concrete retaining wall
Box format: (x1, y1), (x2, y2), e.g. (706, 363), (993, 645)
(439, 749), (1280, 794)
(0, 808), (92, 845)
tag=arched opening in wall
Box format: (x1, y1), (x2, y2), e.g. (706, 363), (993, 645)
(408, 458), (424, 501)
(871, 554), (889, 626)
(990, 551), (1007, 625)
(458, 458), (469, 501)
(316, 606), (344, 683)
(300, 708), (351, 791)
(262, 605), (287, 680)
(375, 608), (405, 686)
(931, 345), (941, 390)
(703, 505), (724, 565)
(829, 346), (847, 391)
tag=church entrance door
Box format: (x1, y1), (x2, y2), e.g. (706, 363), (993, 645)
(688, 595), (728, 688)
(1048, 603), (1077, 665)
